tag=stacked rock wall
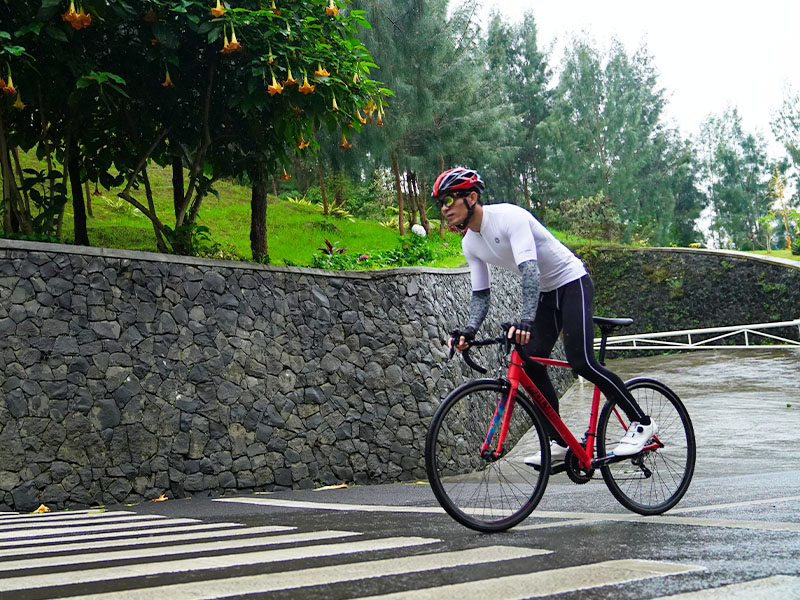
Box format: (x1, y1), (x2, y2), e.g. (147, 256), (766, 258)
(0, 240), (576, 511)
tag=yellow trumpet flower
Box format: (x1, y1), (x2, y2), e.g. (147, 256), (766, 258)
(62, 0), (78, 23)
(297, 136), (310, 150)
(13, 93), (25, 109)
(161, 69), (175, 88)
(325, 1), (339, 16)
(270, 0), (281, 15)
(221, 25), (242, 53)
(284, 65), (298, 86)
(280, 168), (292, 181)
(314, 64), (331, 78)
(332, 94), (339, 111)
(211, 0), (226, 17)
(339, 134), (353, 149)
(298, 74), (315, 94)
(1, 73), (16, 96)
(267, 73), (284, 95)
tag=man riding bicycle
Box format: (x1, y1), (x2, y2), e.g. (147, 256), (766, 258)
(434, 166), (657, 464)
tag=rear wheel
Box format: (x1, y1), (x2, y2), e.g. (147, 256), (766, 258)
(597, 378), (695, 515)
(425, 380), (550, 532)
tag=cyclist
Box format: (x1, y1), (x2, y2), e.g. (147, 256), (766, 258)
(434, 166), (656, 464)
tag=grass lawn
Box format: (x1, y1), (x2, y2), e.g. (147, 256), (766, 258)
(16, 158), (467, 269)
(750, 248), (799, 261)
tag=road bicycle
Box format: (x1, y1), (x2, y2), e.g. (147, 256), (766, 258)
(425, 317), (696, 532)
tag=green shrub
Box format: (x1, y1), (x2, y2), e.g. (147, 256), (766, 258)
(792, 237), (800, 256)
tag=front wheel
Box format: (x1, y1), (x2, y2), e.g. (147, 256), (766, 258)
(425, 380), (550, 532)
(597, 378), (696, 515)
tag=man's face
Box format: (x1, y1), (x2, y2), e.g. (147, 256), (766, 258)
(439, 191), (475, 227)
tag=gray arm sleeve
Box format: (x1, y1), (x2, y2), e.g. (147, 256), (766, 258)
(519, 259), (541, 321)
(466, 288), (490, 331)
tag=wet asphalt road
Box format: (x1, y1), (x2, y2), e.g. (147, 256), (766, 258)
(4, 350), (800, 599)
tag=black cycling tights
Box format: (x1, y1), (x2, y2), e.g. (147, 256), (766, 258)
(522, 275), (646, 445)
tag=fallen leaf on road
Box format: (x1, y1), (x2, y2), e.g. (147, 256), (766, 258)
(150, 494), (169, 502)
(33, 504), (50, 513)
(313, 484), (348, 492)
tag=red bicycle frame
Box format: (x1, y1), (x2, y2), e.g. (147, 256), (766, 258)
(481, 349), (659, 470)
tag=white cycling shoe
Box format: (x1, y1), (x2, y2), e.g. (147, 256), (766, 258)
(614, 420), (659, 457)
(523, 441), (568, 467)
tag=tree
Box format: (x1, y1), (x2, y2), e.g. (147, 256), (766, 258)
(539, 37), (674, 242)
(1, 0), (388, 259)
(696, 109), (770, 249)
(482, 11), (550, 209)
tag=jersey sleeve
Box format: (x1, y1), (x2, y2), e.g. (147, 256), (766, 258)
(463, 239), (490, 291)
(505, 215), (538, 266)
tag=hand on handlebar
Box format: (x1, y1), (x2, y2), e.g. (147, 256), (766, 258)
(448, 326), (476, 355)
(506, 319), (533, 347)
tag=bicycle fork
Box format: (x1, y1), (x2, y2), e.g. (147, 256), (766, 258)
(480, 386), (514, 461)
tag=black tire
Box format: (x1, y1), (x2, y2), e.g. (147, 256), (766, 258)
(597, 377), (696, 515)
(425, 380), (550, 532)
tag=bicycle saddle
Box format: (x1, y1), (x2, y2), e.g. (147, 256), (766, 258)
(593, 316), (633, 330)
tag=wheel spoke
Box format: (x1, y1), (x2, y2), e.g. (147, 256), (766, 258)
(426, 382), (549, 532)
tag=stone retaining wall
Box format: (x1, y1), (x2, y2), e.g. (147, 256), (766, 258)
(0, 240), (573, 511)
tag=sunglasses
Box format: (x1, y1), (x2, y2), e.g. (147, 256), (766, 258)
(436, 193), (465, 208)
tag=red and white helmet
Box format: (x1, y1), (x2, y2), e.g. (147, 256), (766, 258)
(432, 167), (485, 198)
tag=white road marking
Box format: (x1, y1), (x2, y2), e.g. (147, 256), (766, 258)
(215, 497), (800, 532)
(0, 530), (361, 571)
(653, 575), (800, 599)
(0, 536), (439, 593)
(0, 525), (293, 558)
(358, 559), (705, 599)
(0, 509), (101, 520)
(1, 517), (201, 540)
(46, 546), (547, 600)
(670, 495), (800, 514)
(0, 522), (252, 550)
(1, 513), (171, 531)
(214, 497), (446, 513)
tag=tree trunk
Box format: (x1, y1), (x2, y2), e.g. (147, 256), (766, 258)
(84, 181), (93, 217)
(438, 154), (446, 237)
(250, 174), (268, 263)
(172, 153), (184, 219)
(0, 114), (28, 233)
(391, 152), (405, 236)
(417, 173), (430, 233)
(522, 172), (531, 212)
(319, 163), (329, 215)
(68, 137), (90, 246)
(406, 170), (417, 226)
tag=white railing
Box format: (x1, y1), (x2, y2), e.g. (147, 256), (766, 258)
(595, 319), (800, 351)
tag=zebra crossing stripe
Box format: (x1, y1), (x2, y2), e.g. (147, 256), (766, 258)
(357, 559), (705, 599)
(0, 529), (361, 572)
(44, 545), (547, 600)
(214, 497), (446, 513)
(0, 522), (255, 550)
(1, 513), (173, 531)
(0, 525), (292, 558)
(1, 517), (200, 540)
(0, 509), (102, 520)
(0, 536), (439, 593)
(652, 575), (800, 599)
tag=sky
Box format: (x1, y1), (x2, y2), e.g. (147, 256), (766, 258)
(471, 1), (799, 158)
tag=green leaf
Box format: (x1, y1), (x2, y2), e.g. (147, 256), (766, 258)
(44, 26), (69, 42)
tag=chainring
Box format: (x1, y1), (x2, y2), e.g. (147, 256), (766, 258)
(564, 449), (595, 484)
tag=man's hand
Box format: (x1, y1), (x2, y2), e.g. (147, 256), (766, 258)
(448, 327), (476, 353)
(507, 319), (533, 346)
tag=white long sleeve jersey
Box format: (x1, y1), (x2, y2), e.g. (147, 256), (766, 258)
(462, 203), (587, 292)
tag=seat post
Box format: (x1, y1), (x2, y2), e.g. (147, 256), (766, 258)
(597, 328), (610, 365)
